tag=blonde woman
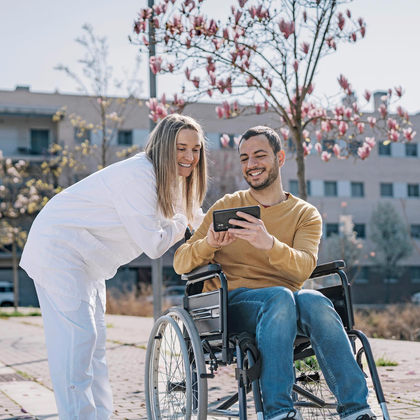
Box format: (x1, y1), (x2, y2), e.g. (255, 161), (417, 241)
(20, 114), (208, 420)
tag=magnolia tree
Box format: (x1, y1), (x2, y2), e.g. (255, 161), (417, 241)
(56, 24), (143, 169)
(132, 0), (415, 200)
(0, 152), (61, 309)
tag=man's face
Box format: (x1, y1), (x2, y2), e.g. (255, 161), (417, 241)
(239, 134), (283, 191)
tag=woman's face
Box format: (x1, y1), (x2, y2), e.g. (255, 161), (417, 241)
(176, 129), (202, 177)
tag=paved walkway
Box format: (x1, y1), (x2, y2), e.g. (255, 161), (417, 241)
(0, 310), (419, 419)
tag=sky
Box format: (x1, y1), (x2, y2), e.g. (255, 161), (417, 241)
(2, 0), (420, 114)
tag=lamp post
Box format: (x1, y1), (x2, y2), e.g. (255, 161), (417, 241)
(148, 0), (163, 322)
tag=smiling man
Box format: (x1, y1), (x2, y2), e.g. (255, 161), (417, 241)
(174, 126), (376, 420)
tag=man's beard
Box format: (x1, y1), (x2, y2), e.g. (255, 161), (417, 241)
(244, 162), (279, 191)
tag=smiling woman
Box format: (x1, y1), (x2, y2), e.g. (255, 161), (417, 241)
(19, 113), (208, 420)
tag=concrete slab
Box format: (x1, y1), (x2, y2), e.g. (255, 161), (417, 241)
(0, 381), (58, 420)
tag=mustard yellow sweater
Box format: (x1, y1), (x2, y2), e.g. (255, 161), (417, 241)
(173, 190), (322, 293)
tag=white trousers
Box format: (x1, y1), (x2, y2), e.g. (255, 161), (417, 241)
(35, 283), (113, 420)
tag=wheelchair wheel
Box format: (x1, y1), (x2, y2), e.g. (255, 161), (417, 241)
(165, 307), (208, 420)
(145, 315), (192, 419)
(294, 355), (339, 419)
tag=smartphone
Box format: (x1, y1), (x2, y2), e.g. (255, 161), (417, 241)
(213, 205), (261, 232)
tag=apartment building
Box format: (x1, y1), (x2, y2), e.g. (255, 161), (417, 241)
(0, 86), (419, 305)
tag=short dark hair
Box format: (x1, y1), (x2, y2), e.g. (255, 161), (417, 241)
(239, 126), (282, 154)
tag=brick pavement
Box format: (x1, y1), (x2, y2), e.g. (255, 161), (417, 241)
(0, 313), (419, 419)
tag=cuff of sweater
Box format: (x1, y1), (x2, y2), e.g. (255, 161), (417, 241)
(195, 237), (221, 258)
(265, 237), (284, 261)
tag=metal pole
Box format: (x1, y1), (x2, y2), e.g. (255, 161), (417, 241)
(148, 0), (163, 321)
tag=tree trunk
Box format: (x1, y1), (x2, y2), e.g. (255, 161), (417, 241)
(12, 240), (19, 311)
(293, 129), (307, 201)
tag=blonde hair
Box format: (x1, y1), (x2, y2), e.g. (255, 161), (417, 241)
(144, 114), (207, 222)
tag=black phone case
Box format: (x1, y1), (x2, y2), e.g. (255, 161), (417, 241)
(213, 205), (261, 232)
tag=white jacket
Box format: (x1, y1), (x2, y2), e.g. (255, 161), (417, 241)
(20, 152), (203, 307)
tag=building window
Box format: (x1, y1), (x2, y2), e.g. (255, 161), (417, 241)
(326, 223), (339, 237)
(411, 225), (420, 239)
(289, 180), (311, 197)
(30, 129), (49, 155)
(354, 266), (369, 284)
(380, 183), (393, 197)
(406, 143), (418, 157)
(378, 142), (391, 156)
(118, 130), (133, 145)
(408, 184), (420, 198)
(410, 267), (420, 283)
(354, 224), (366, 239)
(351, 182), (364, 197)
(289, 180), (299, 196)
(324, 181), (337, 197)
(74, 127), (91, 143)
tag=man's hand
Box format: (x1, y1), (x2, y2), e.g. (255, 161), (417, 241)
(228, 211), (274, 251)
(207, 223), (237, 249)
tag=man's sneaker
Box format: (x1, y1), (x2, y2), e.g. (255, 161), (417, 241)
(356, 415), (377, 420)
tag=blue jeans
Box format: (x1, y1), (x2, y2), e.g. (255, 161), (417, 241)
(228, 287), (371, 420)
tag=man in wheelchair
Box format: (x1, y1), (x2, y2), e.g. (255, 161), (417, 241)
(173, 126), (377, 420)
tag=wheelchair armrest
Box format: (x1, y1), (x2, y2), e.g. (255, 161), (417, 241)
(310, 260), (346, 279)
(181, 263), (222, 283)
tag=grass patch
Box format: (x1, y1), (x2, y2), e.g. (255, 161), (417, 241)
(0, 311), (41, 318)
(375, 355), (398, 367)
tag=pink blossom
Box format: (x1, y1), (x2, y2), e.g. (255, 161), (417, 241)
(357, 144), (371, 160)
(367, 116), (376, 128)
(220, 134), (230, 147)
(149, 56), (163, 74)
(352, 114), (360, 125)
(337, 12), (345, 31)
(303, 142), (313, 157)
(326, 36), (337, 50)
(307, 83), (314, 95)
(397, 106), (404, 117)
(185, 68), (191, 80)
(395, 86), (403, 97)
(168, 63), (174, 73)
(280, 127), (289, 140)
(161, 94), (166, 105)
(146, 98), (158, 112)
(212, 38), (223, 50)
(357, 122), (365, 134)
(173, 94), (184, 108)
(238, 0), (248, 7)
(338, 74), (350, 91)
(207, 89), (213, 98)
(339, 121), (349, 136)
(360, 26), (366, 37)
(316, 130), (322, 142)
(387, 118), (398, 130)
(365, 137), (376, 148)
(301, 42), (310, 54)
(264, 100), (269, 111)
(134, 20), (147, 34)
(302, 130), (310, 140)
(346, 9), (351, 18)
(234, 10), (243, 24)
(388, 129), (399, 142)
(333, 144), (341, 157)
(364, 90), (371, 102)
(403, 127), (417, 142)
(223, 28), (229, 39)
(358, 17), (364, 27)
(234, 136), (241, 146)
(352, 102), (359, 113)
(351, 33), (357, 42)
(192, 76), (200, 88)
(279, 19), (295, 39)
(255, 103), (262, 114)
(321, 121), (332, 132)
(344, 107), (352, 119)
(303, 10), (307, 22)
(249, 5), (257, 18)
(315, 142), (322, 154)
(321, 151), (332, 162)
(379, 104), (387, 118)
(246, 76), (254, 87)
(139, 7), (152, 20)
(293, 59), (299, 72)
(215, 106), (224, 119)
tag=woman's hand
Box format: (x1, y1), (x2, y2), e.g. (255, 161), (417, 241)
(207, 223), (236, 249)
(228, 211), (274, 251)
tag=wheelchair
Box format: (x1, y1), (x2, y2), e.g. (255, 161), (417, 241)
(145, 260), (390, 420)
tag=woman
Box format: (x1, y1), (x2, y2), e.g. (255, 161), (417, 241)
(20, 114), (207, 420)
